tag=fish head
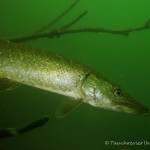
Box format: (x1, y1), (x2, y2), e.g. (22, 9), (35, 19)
(82, 73), (149, 116)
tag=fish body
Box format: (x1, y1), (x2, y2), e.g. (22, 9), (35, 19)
(0, 40), (89, 99)
(0, 40), (149, 116)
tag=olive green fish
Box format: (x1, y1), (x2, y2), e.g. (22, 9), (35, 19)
(0, 39), (149, 117)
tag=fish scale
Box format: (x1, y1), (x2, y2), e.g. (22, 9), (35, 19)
(0, 40), (89, 99)
(0, 39), (149, 116)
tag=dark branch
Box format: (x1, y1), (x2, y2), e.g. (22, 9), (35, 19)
(60, 10), (88, 30)
(10, 18), (150, 43)
(34, 0), (81, 34)
(57, 25), (149, 37)
(0, 116), (49, 139)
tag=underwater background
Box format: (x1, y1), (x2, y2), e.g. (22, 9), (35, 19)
(0, 0), (150, 150)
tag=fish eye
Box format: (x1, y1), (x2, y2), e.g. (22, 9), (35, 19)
(113, 88), (123, 97)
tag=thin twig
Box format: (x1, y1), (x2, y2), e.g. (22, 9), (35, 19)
(34, 0), (81, 34)
(57, 25), (149, 37)
(10, 18), (150, 43)
(60, 10), (88, 30)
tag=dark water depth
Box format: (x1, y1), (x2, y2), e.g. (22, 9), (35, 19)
(0, 0), (150, 150)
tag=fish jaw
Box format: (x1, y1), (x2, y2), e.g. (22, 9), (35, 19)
(105, 97), (150, 116)
(119, 98), (150, 116)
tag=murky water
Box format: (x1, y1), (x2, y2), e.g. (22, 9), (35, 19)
(0, 0), (150, 150)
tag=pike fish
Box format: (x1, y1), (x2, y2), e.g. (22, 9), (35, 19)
(0, 39), (149, 117)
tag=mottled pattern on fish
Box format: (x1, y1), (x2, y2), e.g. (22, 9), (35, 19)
(0, 40), (89, 99)
(0, 39), (149, 115)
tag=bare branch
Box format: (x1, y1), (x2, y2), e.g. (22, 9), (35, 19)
(56, 25), (149, 37)
(0, 116), (49, 139)
(60, 10), (88, 30)
(34, 0), (81, 34)
(10, 18), (150, 43)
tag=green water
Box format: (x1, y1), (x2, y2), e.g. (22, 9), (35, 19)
(0, 0), (150, 150)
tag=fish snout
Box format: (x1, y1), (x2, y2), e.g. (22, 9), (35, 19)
(125, 100), (150, 116)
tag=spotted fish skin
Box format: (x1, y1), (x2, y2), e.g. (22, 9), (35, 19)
(0, 40), (90, 99)
(0, 39), (149, 116)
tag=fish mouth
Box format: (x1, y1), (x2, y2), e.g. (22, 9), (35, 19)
(115, 100), (150, 116)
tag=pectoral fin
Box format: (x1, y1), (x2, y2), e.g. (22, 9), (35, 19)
(0, 78), (19, 92)
(56, 98), (82, 118)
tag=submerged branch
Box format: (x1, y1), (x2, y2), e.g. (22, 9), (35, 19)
(10, 18), (150, 43)
(34, 0), (81, 34)
(0, 116), (49, 139)
(60, 10), (88, 30)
